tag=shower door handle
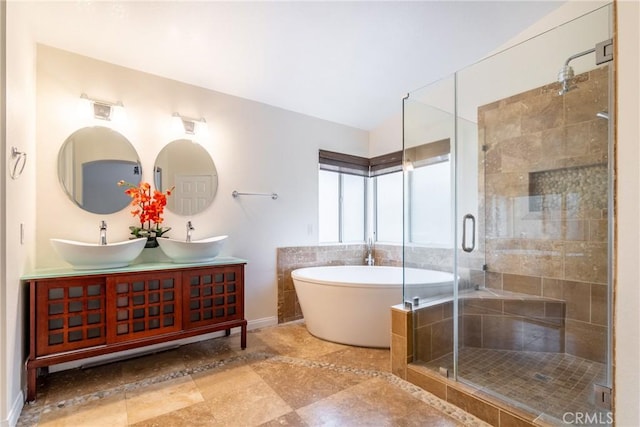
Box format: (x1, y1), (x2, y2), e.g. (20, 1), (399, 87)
(462, 214), (476, 253)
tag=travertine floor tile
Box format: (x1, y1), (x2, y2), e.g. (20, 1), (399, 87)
(251, 359), (367, 409)
(125, 376), (204, 425)
(315, 346), (390, 372)
(38, 394), (127, 427)
(192, 364), (264, 400)
(200, 377), (292, 426)
(258, 411), (309, 426)
(129, 401), (217, 427)
(297, 377), (463, 427)
(246, 322), (347, 359)
(229, 328), (276, 355)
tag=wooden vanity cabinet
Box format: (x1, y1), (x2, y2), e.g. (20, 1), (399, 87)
(25, 261), (246, 402)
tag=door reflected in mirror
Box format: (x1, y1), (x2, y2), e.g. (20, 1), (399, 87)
(58, 126), (142, 214)
(154, 139), (218, 215)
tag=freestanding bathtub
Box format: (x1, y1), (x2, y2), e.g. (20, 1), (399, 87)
(291, 265), (454, 348)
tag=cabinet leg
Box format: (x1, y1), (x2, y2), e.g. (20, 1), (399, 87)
(27, 367), (37, 402)
(241, 323), (247, 349)
(225, 328), (231, 336)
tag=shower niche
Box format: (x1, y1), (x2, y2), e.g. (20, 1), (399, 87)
(528, 164), (607, 213)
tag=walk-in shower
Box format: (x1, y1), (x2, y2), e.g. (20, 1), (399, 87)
(401, 4), (613, 424)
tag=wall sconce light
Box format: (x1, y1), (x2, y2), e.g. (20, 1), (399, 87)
(172, 113), (207, 136)
(80, 93), (124, 121)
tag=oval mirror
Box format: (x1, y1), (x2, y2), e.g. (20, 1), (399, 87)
(154, 139), (218, 215)
(58, 126), (142, 214)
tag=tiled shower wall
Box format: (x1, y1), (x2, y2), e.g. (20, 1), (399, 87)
(478, 67), (610, 363)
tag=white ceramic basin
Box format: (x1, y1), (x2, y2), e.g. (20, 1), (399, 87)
(50, 238), (147, 270)
(157, 235), (228, 263)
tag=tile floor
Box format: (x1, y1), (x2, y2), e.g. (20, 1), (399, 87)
(423, 347), (608, 423)
(18, 321), (488, 427)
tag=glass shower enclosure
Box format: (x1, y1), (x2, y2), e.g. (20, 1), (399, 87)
(403, 5), (613, 423)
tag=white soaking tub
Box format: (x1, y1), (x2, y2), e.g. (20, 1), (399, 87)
(291, 265), (454, 348)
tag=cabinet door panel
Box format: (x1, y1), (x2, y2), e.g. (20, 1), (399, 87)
(183, 266), (244, 329)
(36, 278), (107, 356)
(107, 272), (182, 343)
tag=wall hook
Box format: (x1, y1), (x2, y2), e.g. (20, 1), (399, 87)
(10, 146), (27, 180)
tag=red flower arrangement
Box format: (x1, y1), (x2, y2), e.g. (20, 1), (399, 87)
(118, 180), (175, 239)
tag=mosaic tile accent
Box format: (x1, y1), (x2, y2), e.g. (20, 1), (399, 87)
(423, 347), (608, 423)
(529, 164), (608, 213)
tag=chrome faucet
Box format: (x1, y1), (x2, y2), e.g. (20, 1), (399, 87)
(99, 220), (107, 245)
(365, 237), (375, 266)
(186, 221), (194, 242)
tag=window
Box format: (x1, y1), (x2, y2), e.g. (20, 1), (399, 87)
(373, 159), (452, 246)
(405, 139), (452, 247)
(374, 172), (403, 243)
(341, 174), (366, 242)
(318, 170), (340, 242)
(408, 158), (452, 246)
(318, 150), (370, 243)
(318, 170), (365, 243)
(318, 149), (404, 244)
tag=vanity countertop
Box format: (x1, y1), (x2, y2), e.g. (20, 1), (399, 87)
(21, 256), (248, 280)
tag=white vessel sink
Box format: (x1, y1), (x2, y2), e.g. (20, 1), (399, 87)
(157, 235), (228, 263)
(50, 238), (147, 270)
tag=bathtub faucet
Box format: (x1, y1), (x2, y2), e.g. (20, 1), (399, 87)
(365, 237), (375, 266)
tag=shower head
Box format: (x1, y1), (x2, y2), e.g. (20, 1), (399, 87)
(597, 111), (609, 120)
(558, 42), (609, 96)
(557, 65), (575, 95)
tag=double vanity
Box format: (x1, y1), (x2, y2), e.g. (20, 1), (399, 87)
(23, 122), (238, 402)
(23, 256), (247, 402)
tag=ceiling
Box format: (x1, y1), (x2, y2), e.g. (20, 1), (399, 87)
(23, 1), (565, 131)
